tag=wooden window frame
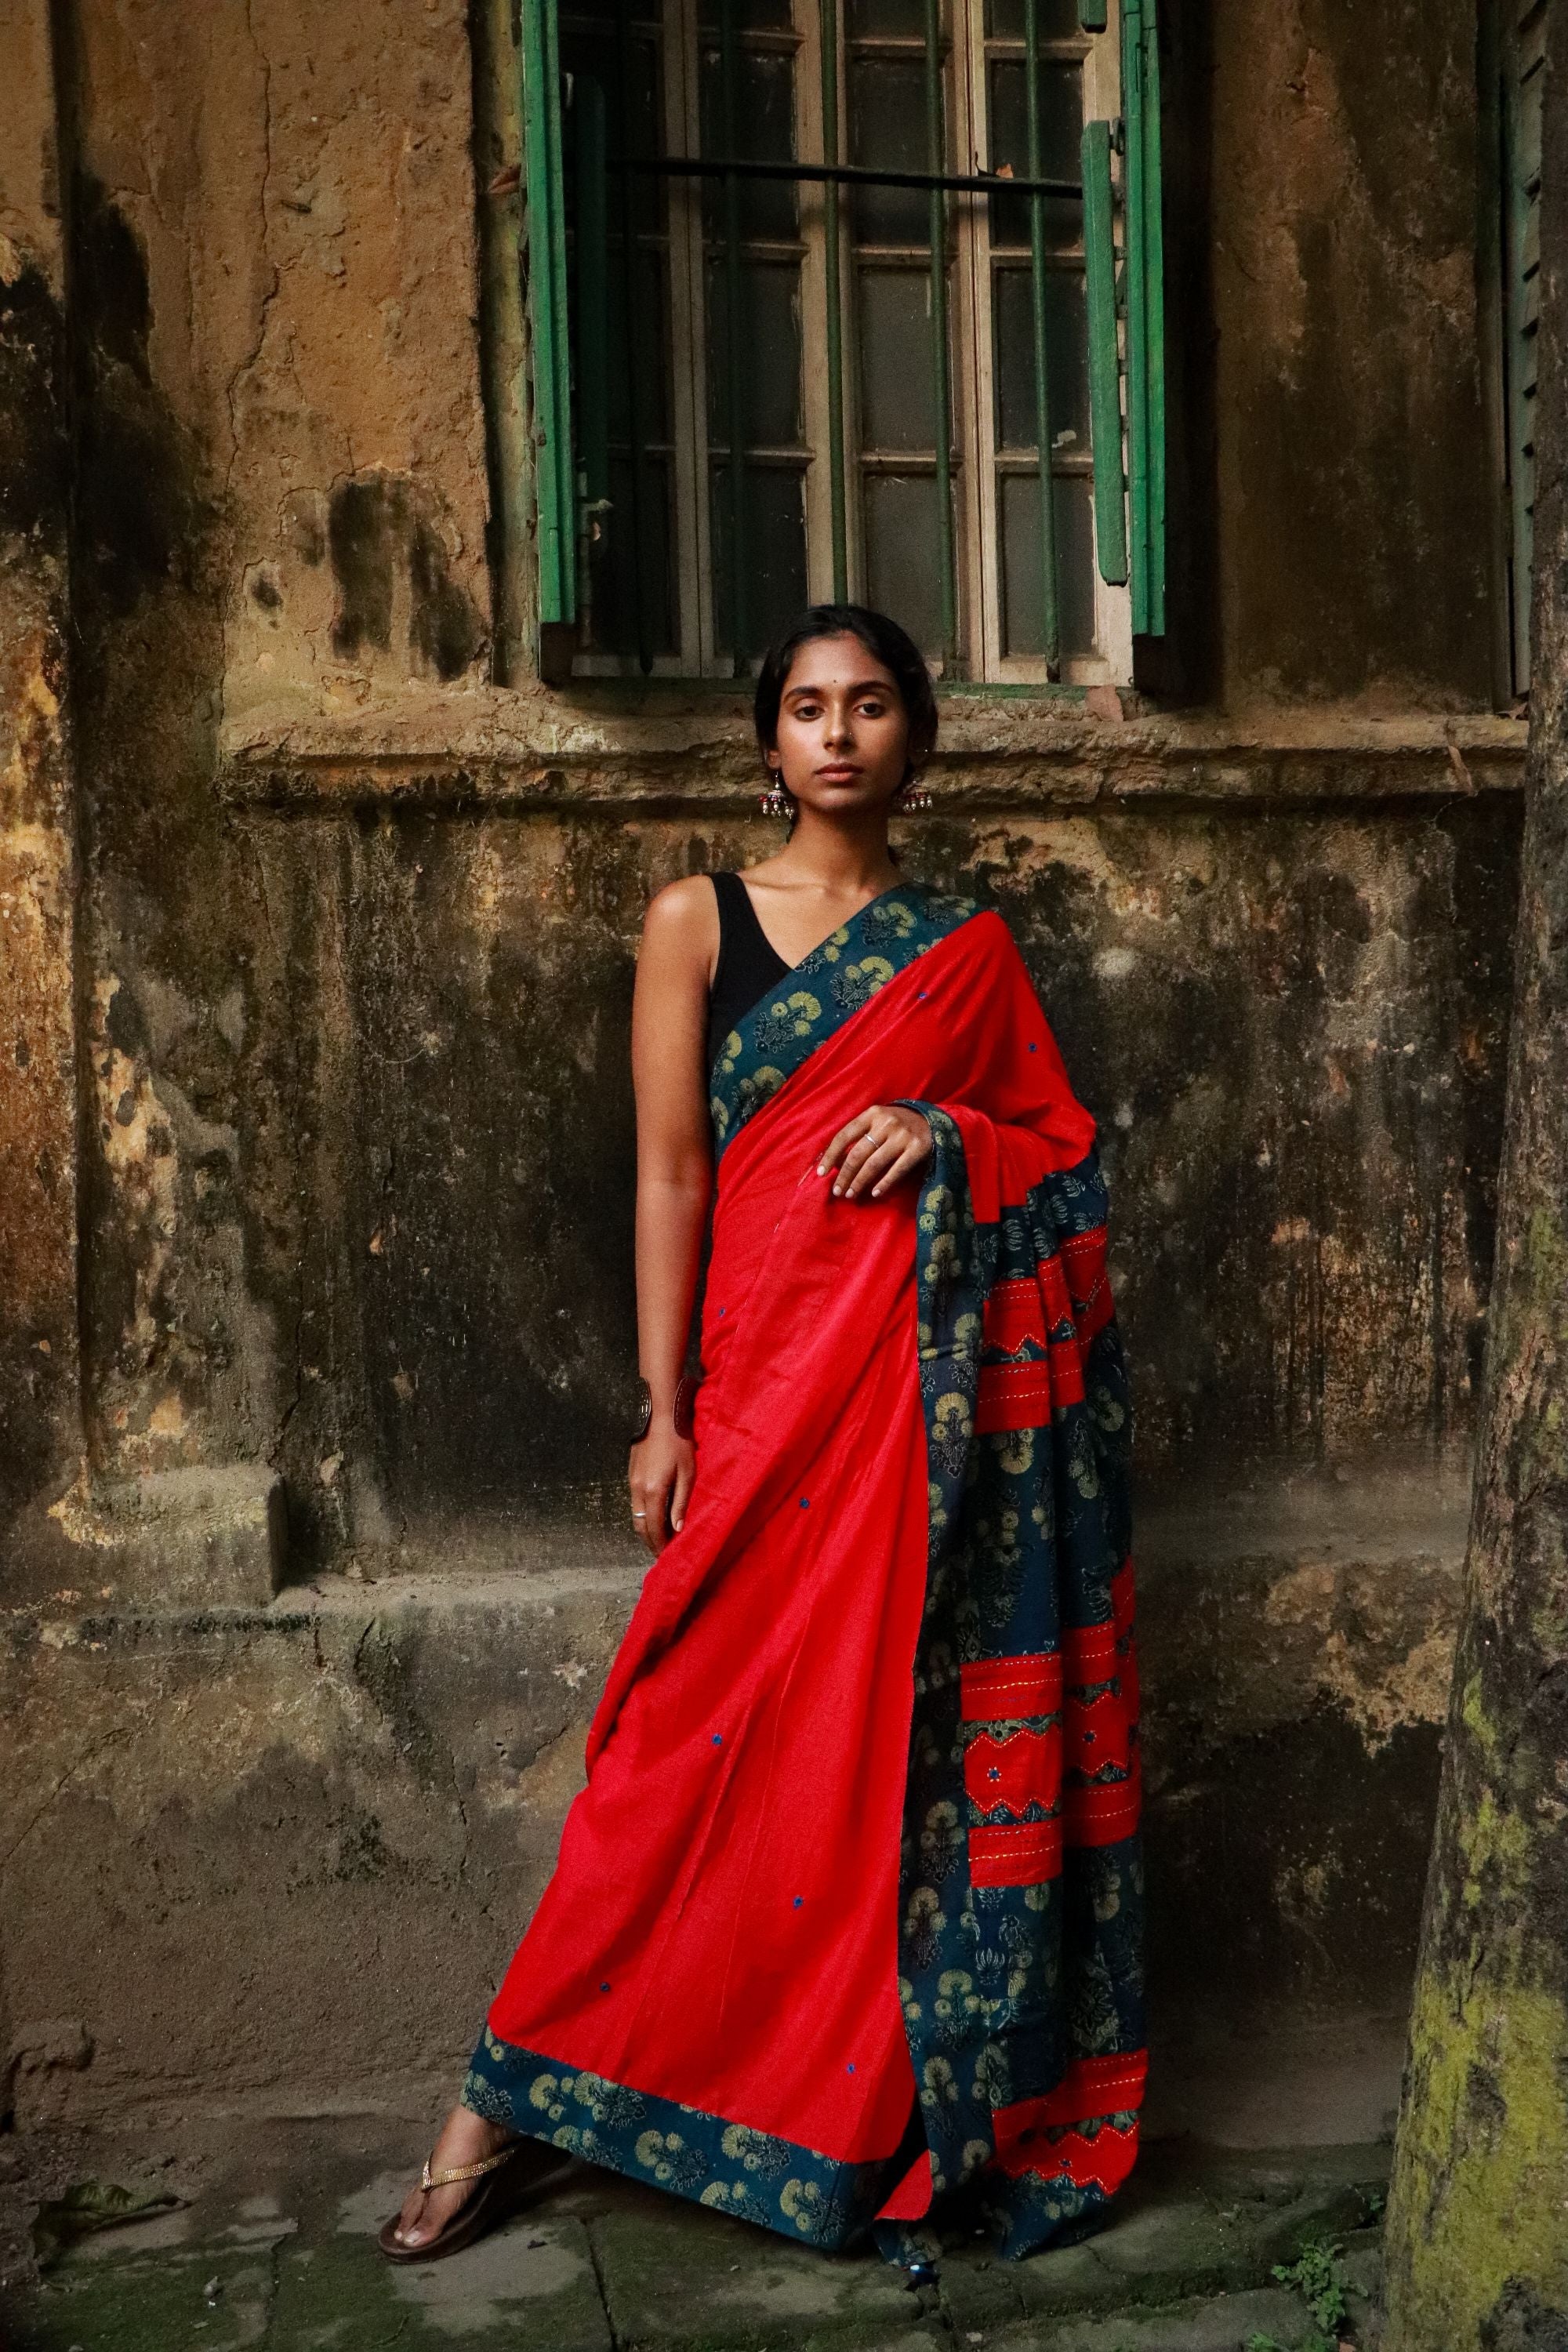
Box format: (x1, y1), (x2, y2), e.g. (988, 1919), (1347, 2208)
(1495, 0), (1544, 699)
(521, 0), (1166, 687)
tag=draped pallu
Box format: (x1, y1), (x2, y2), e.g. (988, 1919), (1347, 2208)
(464, 886), (1145, 2260)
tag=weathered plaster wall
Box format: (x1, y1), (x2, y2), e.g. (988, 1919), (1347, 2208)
(0, 0), (1531, 2118)
(32, 0), (1515, 1520)
(1204, 0), (1496, 706)
(48, 0), (494, 1505)
(198, 794), (1517, 1579)
(0, 0), (78, 1541)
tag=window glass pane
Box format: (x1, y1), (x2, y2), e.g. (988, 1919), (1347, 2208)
(706, 261), (804, 450)
(999, 468), (1095, 659)
(993, 264), (1088, 452)
(710, 464), (808, 661)
(857, 268), (940, 450)
(848, 0), (930, 32)
(563, 9), (674, 662)
(985, 0), (1083, 37)
(848, 56), (937, 247)
(701, 44), (800, 243)
(606, 245), (670, 446)
(986, 54), (1080, 177)
(561, 17), (663, 162)
(863, 474), (947, 655)
(699, 0), (793, 26)
(985, 55), (1082, 248)
(589, 452), (677, 658)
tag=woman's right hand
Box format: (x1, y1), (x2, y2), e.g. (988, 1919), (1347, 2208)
(629, 1425), (696, 1557)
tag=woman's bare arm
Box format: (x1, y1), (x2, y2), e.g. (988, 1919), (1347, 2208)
(628, 876), (718, 1552)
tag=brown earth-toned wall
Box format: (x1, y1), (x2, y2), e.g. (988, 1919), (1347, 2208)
(29, 0), (1514, 1523)
(207, 792), (1517, 1579)
(0, 0), (78, 1540)
(0, 0), (1530, 2121)
(1203, 0), (1497, 706)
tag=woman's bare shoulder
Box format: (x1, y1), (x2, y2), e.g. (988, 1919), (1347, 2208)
(640, 873), (720, 974)
(644, 872), (720, 928)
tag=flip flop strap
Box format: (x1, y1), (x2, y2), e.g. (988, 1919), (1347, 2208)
(420, 2143), (515, 2192)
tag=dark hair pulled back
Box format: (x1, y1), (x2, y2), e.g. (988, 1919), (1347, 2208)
(753, 604), (938, 789)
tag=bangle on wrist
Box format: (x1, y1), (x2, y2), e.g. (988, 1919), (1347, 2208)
(630, 1372), (701, 1443)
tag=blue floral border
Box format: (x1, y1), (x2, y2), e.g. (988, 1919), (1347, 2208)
(882, 1105), (1144, 2262)
(460, 2027), (920, 2249)
(708, 883), (979, 1156)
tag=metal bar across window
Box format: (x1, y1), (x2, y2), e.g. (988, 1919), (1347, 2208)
(718, 6), (749, 673)
(924, 0), (957, 670)
(573, 74), (611, 643)
(1024, 0), (1062, 676)
(818, 0), (849, 600)
(613, 2), (653, 673)
(611, 154), (1081, 199)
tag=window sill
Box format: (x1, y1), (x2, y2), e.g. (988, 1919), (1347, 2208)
(218, 678), (1529, 811)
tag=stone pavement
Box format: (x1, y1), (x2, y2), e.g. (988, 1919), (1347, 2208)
(0, 2111), (1386, 2352)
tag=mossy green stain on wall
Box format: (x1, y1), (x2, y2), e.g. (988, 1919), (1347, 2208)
(1387, 1974), (1568, 2348)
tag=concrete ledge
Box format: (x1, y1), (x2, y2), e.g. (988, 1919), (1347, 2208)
(0, 1559), (641, 2122)
(218, 687), (1529, 809)
(0, 1465), (1461, 2122)
(45, 1467), (288, 1610)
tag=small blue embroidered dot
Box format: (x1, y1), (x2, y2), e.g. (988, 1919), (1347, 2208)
(713, 1733), (723, 1745)
(799, 1496), (810, 1508)
(1028, 1040), (1038, 1052)
(601, 1981), (611, 1992)
(718, 1305), (726, 1316)
(793, 1896), (804, 1907)
(847, 2063), (856, 2074)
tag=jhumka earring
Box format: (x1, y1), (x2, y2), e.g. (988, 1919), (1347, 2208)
(760, 770), (793, 819)
(899, 770), (935, 812)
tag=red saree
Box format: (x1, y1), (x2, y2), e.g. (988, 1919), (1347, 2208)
(463, 883), (1145, 2261)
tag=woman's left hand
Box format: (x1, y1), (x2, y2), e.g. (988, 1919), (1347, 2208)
(818, 1104), (935, 1201)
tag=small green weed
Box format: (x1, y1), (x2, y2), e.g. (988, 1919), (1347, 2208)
(32, 2180), (181, 2271)
(1246, 2233), (1353, 2351)
(1276, 2236), (1349, 2332)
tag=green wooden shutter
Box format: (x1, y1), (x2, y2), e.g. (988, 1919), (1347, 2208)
(1502, 0), (1545, 691)
(1083, 119), (1129, 587)
(1122, 0), (1165, 639)
(1083, 0), (1166, 637)
(522, 0), (575, 633)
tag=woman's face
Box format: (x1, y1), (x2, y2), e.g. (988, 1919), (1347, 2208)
(767, 633), (913, 816)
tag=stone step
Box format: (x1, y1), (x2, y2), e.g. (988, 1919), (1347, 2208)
(0, 2107), (1389, 2352)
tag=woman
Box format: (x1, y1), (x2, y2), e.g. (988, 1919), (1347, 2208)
(382, 605), (1144, 2270)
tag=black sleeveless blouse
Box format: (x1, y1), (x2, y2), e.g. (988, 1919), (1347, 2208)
(706, 870), (792, 1073)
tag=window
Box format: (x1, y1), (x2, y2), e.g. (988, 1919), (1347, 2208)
(522, 0), (1164, 684)
(1499, 0), (1544, 694)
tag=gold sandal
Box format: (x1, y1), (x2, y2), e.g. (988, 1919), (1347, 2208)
(377, 2140), (568, 2264)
